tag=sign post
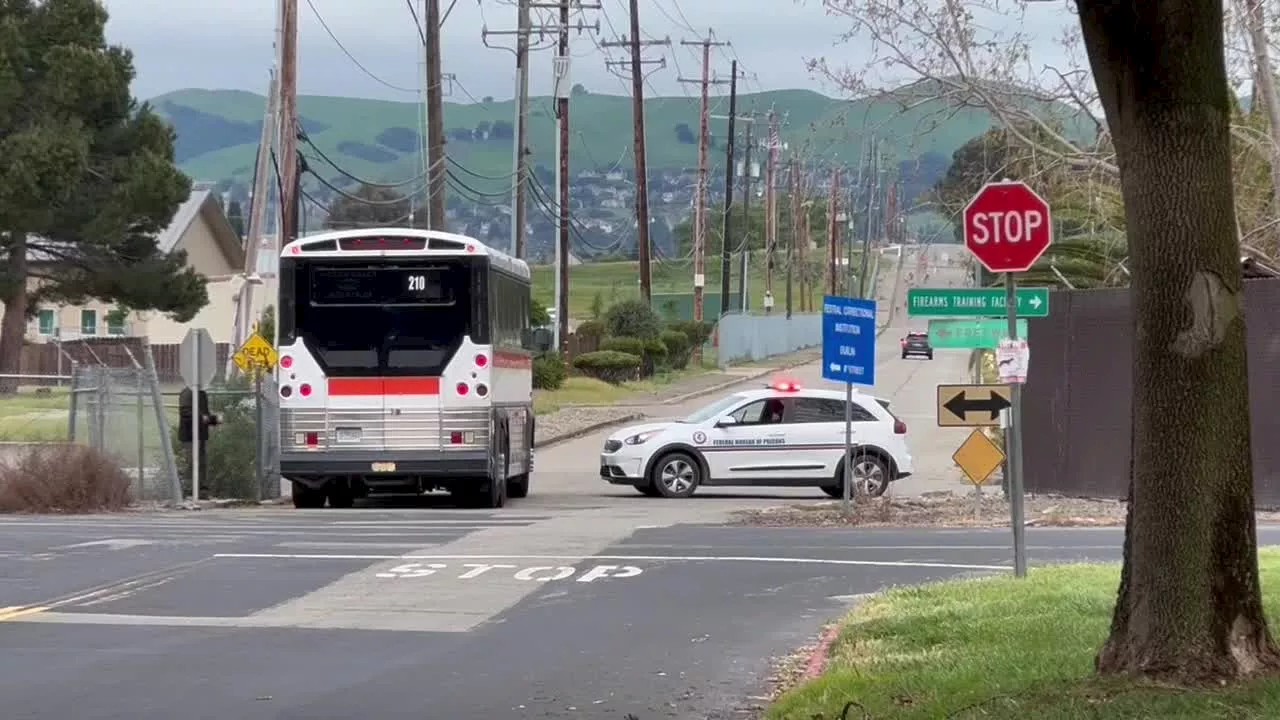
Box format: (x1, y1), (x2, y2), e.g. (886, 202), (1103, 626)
(233, 328), (279, 502)
(822, 295), (877, 518)
(179, 328), (217, 502)
(962, 180), (1052, 578)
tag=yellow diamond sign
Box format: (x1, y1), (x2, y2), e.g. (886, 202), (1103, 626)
(952, 428), (1006, 486)
(232, 332), (278, 375)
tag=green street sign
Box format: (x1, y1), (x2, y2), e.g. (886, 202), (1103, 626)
(907, 287), (1050, 317)
(928, 319), (1029, 349)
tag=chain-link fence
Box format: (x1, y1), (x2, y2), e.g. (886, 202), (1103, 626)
(68, 360), (181, 503)
(60, 345), (281, 504)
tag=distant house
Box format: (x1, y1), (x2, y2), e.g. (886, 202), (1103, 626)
(23, 189), (251, 345)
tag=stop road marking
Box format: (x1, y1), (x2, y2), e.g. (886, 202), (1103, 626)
(374, 562), (644, 582)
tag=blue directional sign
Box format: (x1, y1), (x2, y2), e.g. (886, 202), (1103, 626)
(822, 295), (877, 386)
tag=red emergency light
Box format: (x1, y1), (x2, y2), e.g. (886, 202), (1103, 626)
(769, 378), (802, 392)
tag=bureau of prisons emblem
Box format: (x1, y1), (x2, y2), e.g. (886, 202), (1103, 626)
(692, 431), (707, 444)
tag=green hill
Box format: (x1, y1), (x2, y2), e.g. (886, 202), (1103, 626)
(149, 85), (1086, 193)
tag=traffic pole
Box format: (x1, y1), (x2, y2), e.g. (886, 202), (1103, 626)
(1005, 270), (1027, 577)
(843, 380), (853, 517)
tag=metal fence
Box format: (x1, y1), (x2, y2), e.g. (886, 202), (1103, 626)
(715, 312), (823, 365)
(1020, 279), (1280, 507)
(170, 376), (280, 502)
(68, 361), (182, 503)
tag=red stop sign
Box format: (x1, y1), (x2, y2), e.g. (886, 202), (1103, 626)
(962, 181), (1053, 273)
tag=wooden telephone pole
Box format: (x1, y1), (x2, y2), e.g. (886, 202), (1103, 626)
(601, 0), (668, 302)
(278, 0), (300, 250)
(678, 35), (730, 324)
(827, 168), (841, 295)
(762, 110), (782, 313)
(786, 157), (797, 317)
(424, 0), (448, 229)
(481, 0), (533, 256)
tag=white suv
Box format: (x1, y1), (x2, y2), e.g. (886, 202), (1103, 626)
(599, 379), (914, 498)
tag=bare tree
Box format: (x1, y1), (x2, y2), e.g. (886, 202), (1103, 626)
(1077, 0), (1280, 681)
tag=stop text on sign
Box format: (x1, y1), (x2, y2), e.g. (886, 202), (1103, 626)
(967, 210), (1045, 245)
(962, 181), (1053, 273)
(374, 562), (643, 582)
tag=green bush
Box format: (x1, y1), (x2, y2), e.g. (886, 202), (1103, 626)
(669, 319), (713, 348)
(575, 319), (606, 347)
(661, 329), (692, 369)
(532, 352), (566, 390)
(600, 336), (645, 357)
(604, 299), (662, 339)
(573, 350), (641, 384)
(530, 302), (551, 327)
(172, 380), (266, 500)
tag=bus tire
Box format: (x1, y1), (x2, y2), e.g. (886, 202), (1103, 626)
(291, 481), (325, 509)
(479, 423), (509, 509)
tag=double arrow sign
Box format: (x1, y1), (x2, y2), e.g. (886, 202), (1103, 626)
(936, 383), (1012, 427)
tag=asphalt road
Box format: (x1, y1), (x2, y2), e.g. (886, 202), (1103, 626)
(0, 243), (1026, 719)
(8, 514), (1280, 720)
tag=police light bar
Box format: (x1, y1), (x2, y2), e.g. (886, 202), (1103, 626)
(769, 378), (802, 392)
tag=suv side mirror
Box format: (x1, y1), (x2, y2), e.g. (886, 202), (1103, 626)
(715, 416), (738, 428)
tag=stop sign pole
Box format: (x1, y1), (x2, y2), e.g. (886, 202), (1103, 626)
(962, 180), (1053, 579)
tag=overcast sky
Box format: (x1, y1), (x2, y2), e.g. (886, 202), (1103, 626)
(102, 0), (1081, 103)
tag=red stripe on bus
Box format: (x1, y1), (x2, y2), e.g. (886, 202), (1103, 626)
(328, 377), (440, 395)
(493, 350), (532, 369)
(385, 377), (440, 395)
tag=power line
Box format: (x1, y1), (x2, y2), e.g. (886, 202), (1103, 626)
(303, 0), (417, 93)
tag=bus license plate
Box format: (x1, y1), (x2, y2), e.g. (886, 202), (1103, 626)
(336, 427), (362, 443)
(371, 462), (396, 472)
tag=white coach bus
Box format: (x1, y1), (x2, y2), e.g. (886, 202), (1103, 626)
(275, 228), (538, 509)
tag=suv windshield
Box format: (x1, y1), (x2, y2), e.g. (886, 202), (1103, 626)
(291, 259), (475, 376)
(681, 393), (750, 424)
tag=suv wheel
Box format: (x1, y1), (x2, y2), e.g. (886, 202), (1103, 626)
(650, 452), (701, 498)
(835, 454), (891, 498)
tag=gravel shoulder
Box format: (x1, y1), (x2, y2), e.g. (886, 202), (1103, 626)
(730, 489), (1280, 528)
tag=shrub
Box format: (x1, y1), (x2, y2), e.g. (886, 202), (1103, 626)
(575, 319), (606, 347)
(604, 298), (662, 339)
(573, 350), (641, 384)
(532, 352), (566, 390)
(600, 336), (645, 357)
(0, 444), (132, 513)
(669, 319), (713, 348)
(661, 329), (692, 369)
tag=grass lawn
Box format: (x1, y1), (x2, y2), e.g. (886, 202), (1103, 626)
(533, 367), (712, 415)
(769, 550), (1280, 719)
(531, 255), (849, 320)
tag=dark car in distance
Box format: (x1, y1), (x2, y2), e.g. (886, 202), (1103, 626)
(901, 331), (933, 360)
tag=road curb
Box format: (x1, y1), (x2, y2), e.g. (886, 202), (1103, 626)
(801, 623), (841, 680)
(533, 412), (643, 449)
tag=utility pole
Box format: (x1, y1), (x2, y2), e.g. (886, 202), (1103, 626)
(278, 0), (300, 250)
(423, 0), (447, 230)
(797, 161), (808, 312)
(601, 4), (668, 303)
(762, 110), (781, 313)
(712, 107), (753, 313)
(719, 61), (738, 315)
(737, 116), (756, 313)
(228, 72), (279, 376)
(786, 157), (797, 317)
(678, 35), (730, 325)
(827, 168), (840, 295)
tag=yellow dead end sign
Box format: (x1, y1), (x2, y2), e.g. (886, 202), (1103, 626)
(952, 428), (1006, 486)
(232, 332), (278, 375)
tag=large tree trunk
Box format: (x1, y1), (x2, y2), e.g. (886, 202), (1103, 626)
(0, 233), (28, 395)
(1077, 0), (1280, 681)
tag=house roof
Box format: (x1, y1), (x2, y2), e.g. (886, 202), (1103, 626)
(159, 189), (246, 270)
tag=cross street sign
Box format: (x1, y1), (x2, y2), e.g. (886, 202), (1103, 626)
(822, 295), (876, 386)
(907, 287), (1049, 317)
(928, 318), (1028, 349)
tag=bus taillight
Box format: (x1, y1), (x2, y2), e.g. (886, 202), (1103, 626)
(305, 432), (318, 446)
(299, 383), (313, 397)
(456, 382), (469, 395)
(449, 431), (475, 444)
(475, 353), (488, 367)
(279, 355), (293, 369)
